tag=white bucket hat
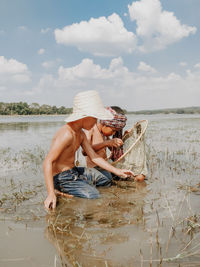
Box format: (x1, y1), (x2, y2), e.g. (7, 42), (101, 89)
(65, 90), (114, 123)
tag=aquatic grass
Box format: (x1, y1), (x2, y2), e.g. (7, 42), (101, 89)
(178, 183), (200, 194)
(0, 145), (46, 174)
(0, 177), (46, 223)
(46, 179), (200, 266)
(136, 129), (200, 266)
(138, 188), (200, 266)
(139, 215), (200, 266)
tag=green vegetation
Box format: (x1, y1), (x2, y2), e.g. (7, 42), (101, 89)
(1, 102), (200, 115)
(0, 102), (72, 115)
(128, 106), (200, 115)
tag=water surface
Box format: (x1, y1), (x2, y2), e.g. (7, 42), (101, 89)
(0, 114), (200, 267)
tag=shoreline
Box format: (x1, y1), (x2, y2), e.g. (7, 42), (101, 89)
(1, 112), (200, 117)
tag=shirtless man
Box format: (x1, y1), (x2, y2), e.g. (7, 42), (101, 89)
(43, 91), (134, 210)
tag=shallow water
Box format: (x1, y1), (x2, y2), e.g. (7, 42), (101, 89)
(0, 114), (200, 267)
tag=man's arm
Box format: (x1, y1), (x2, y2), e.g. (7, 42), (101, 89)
(81, 132), (134, 178)
(92, 138), (123, 152)
(43, 130), (72, 210)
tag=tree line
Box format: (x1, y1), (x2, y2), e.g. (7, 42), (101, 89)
(1, 102), (200, 115)
(128, 106), (200, 115)
(0, 102), (72, 115)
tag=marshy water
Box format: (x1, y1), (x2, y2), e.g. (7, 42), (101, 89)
(0, 114), (200, 267)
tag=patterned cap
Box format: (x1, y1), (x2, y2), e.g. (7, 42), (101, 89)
(100, 107), (127, 130)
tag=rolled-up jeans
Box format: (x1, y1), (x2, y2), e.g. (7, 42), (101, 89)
(53, 167), (112, 199)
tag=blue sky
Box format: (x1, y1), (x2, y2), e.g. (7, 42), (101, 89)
(0, 0), (199, 110)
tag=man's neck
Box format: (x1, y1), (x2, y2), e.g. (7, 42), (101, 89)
(68, 120), (82, 133)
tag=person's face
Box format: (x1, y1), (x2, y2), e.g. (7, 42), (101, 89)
(82, 117), (97, 130)
(101, 126), (117, 137)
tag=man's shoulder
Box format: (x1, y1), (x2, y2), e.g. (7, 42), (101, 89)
(56, 125), (73, 140)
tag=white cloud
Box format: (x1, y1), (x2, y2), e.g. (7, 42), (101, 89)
(128, 0), (197, 52)
(53, 1), (196, 57)
(13, 74), (31, 83)
(0, 56), (29, 75)
(58, 59), (107, 80)
(32, 58), (200, 109)
(0, 57), (33, 102)
(42, 58), (65, 69)
(54, 13), (137, 57)
(0, 30), (5, 35)
(41, 28), (51, 34)
(42, 61), (55, 69)
(56, 57), (129, 85)
(2, 56), (198, 109)
(18, 26), (27, 31)
(194, 63), (200, 68)
(179, 62), (187, 67)
(38, 48), (45, 55)
(138, 61), (157, 73)
(0, 56), (31, 86)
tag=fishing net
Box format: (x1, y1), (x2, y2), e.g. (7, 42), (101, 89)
(111, 120), (148, 176)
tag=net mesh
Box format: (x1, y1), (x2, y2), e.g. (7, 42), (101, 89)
(111, 120), (148, 176)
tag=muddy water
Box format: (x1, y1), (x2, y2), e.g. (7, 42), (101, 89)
(0, 114), (200, 267)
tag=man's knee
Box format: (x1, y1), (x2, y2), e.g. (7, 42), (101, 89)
(103, 170), (112, 181)
(84, 167), (111, 184)
(94, 168), (112, 185)
(79, 187), (100, 199)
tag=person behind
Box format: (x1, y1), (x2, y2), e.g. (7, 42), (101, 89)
(84, 106), (145, 182)
(43, 91), (134, 211)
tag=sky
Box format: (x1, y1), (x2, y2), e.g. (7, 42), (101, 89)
(0, 0), (199, 111)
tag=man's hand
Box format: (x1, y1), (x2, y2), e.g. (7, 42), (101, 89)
(44, 193), (57, 211)
(108, 138), (123, 148)
(115, 169), (134, 178)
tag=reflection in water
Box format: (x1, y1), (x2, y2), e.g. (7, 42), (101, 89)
(45, 180), (147, 267)
(0, 121), (63, 132)
(0, 122), (29, 132)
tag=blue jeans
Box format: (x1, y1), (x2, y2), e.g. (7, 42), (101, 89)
(94, 166), (113, 181)
(53, 167), (112, 199)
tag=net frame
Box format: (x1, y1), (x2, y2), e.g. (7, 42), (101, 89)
(111, 120), (148, 166)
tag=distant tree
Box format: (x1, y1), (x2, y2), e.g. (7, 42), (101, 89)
(177, 109), (185, 114)
(0, 102), (73, 115)
(40, 104), (52, 114)
(57, 106), (68, 114)
(52, 105), (58, 114)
